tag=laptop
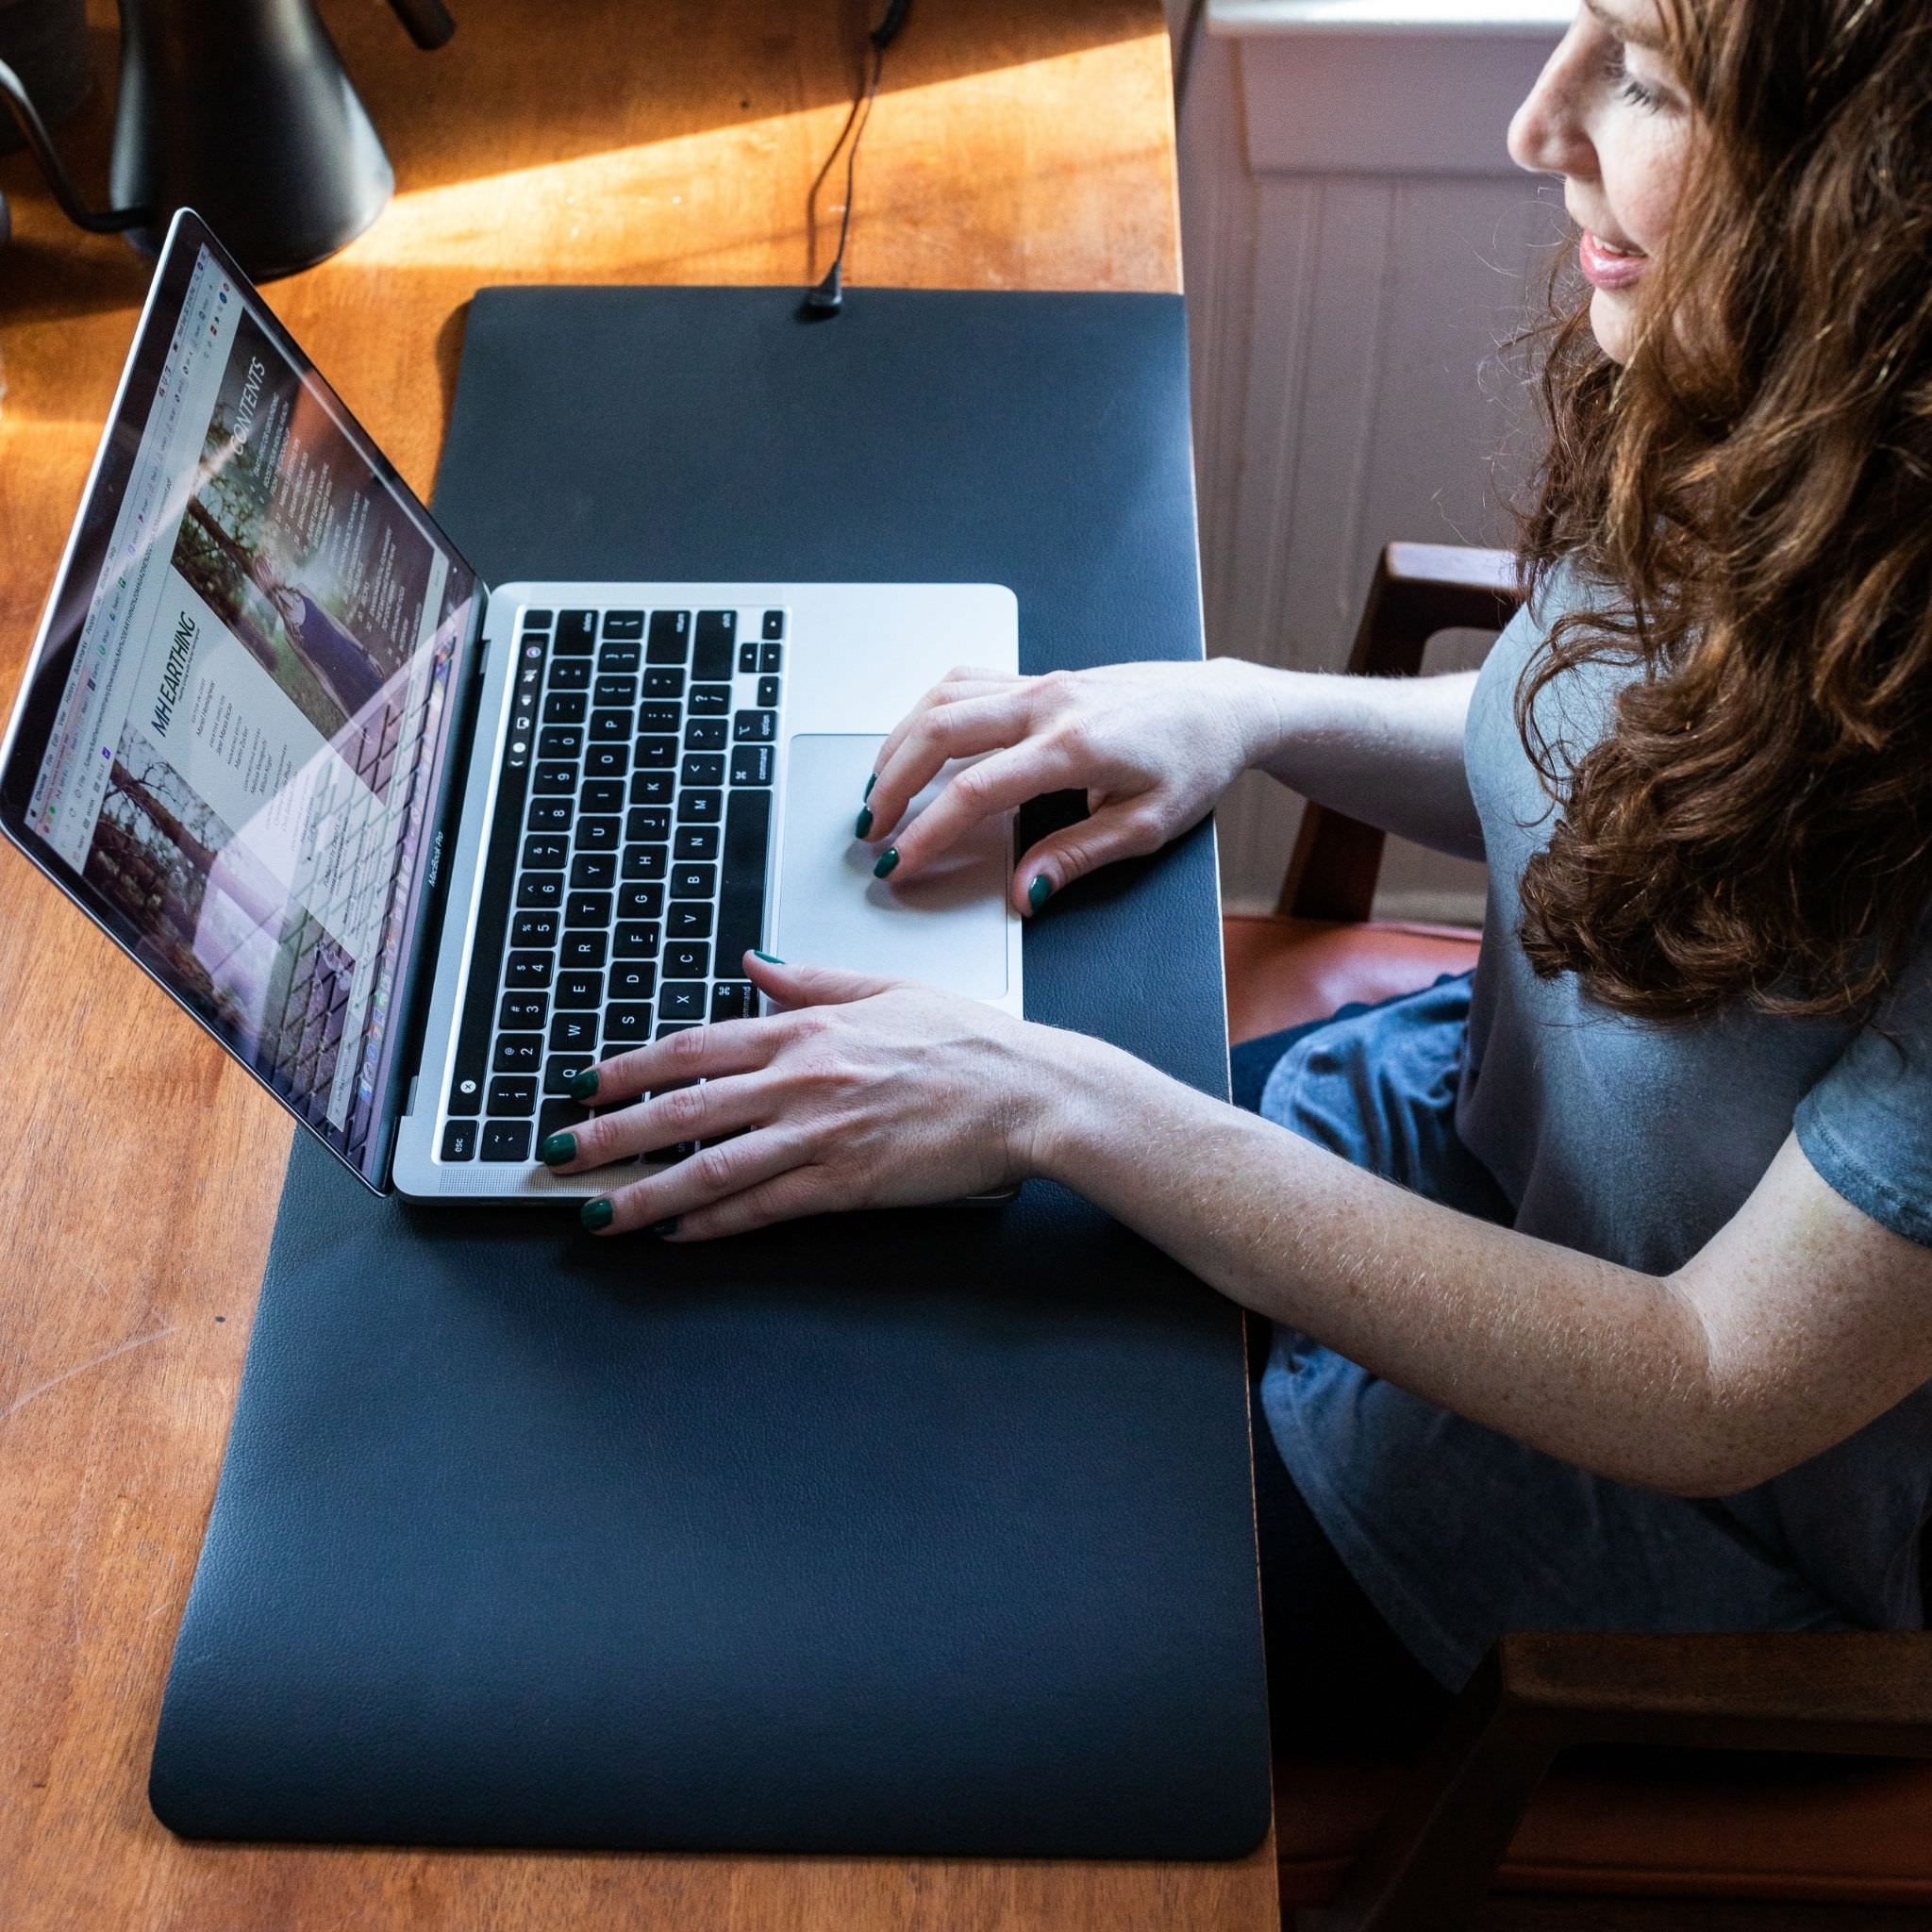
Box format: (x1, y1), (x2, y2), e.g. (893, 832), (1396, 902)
(0, 209), (1022, 1201)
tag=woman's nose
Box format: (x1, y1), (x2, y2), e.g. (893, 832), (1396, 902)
(1508, 30), (1598, 181)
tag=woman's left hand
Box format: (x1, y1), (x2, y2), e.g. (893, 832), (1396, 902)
(543, 952), (1067, 1238)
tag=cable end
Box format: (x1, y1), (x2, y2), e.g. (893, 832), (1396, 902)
(800, 260), (843, 319)
(871, 0), (912, 48)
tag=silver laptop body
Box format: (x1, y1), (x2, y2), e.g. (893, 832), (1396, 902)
(0, 210), (1021, 1202)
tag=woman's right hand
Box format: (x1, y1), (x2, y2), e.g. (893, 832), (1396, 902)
(858, 658), (1271, 912)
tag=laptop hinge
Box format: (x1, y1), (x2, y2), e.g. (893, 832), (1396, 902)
(371, 585), (497, 1181)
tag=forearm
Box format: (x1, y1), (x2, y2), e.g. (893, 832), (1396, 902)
(1221, 659), (1485, 861)
(1028, 1029), (1753, 1496)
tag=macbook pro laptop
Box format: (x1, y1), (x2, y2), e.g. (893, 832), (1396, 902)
(0, 209), (1022, 1200)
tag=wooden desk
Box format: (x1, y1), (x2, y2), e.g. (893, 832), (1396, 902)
(0, 5), (1276, 1925)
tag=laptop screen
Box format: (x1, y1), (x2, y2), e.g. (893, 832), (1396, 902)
(0, 214), (481, 1190)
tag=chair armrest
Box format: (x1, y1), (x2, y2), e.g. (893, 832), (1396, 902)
(1278, 543), (1523, 924)
(1496, 1630), (1932, 1754)
(1314, 1630), (1932, 1932)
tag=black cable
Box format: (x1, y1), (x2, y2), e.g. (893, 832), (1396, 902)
(803, 58), (871, 279)
(1174, 0), (1209, 113)
(803, 0), (911, 317)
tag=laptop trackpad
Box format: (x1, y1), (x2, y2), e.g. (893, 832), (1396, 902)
(772, 735), (1009, 999)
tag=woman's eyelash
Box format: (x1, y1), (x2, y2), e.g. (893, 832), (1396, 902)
(1605, 50), (1664, 111)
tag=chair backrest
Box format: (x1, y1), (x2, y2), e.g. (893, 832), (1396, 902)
(1278, 542), (1523, 924)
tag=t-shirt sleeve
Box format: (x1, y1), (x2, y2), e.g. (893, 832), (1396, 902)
(1794, 942), (1932, 1248)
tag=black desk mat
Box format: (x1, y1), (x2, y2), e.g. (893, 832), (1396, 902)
(149, 287), (1272, 1858)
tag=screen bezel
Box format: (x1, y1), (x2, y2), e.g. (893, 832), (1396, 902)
(0, 208), (487, 1193)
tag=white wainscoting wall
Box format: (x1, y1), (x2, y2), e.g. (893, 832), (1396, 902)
(1174, 0), (1569, 921)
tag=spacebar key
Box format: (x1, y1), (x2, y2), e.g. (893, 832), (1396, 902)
(717, 789), (771, 975)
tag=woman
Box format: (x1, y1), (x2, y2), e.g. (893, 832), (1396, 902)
(541, 0), (1932, 1729)
(249, 552), (387, 730)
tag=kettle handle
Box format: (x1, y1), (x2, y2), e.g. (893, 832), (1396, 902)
(0, 57), (149, 232)
(388, 0), (457, 51)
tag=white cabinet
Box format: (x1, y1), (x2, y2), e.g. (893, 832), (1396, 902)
(1180, 0), (1566, 920)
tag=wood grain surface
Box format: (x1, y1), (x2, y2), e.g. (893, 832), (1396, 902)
(0, 2), (1275, 1926)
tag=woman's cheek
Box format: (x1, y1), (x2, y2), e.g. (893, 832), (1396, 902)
(1622, 119), (1690, 258)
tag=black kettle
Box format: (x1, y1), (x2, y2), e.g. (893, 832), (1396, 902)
(0, 0), (456, 278)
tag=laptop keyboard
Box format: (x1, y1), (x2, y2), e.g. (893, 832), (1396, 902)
(438, 604), (784, 1163)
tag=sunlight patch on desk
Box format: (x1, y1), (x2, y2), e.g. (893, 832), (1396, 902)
(341, 40), (1173, 274)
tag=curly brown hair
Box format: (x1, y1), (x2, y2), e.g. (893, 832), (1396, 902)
(1515, 0), (1932, 1022)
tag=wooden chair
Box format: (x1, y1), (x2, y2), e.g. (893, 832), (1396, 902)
(1223, 543), (1932, 1927)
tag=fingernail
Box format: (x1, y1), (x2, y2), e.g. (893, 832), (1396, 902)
(647, 1217), (680, 1238)
(538, 1130), (576, 1166)
(1027, 874), (1053, 912)
(873, 847), (899, 878)
(864, 772), (877, 799)
(580, 1197), (615, 1233)
(854, 806), (874, 839)
(569, 1066), (600, 1101)
(754, 949), (785, 963)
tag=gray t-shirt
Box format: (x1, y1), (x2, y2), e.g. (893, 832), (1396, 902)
(1257, 578), (1932, 1684)
(1458, 583), (1932, 1632)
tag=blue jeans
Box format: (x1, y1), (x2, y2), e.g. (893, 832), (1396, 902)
(1247, 976), (1851, 1697)
(1235, 1010), (1452, 1749)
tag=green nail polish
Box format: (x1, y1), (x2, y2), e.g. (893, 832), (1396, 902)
(873, 847), (899, 879)
(854, 806), (874, 839)
(538, 1131), (576, 1166)
(580, 1197), (615, 1233)
(754, 950), (785, 963)
(864, 772), (877, 799)
(569, 1066), (599, 1101)
(647, 1217), (680, 1238)
(1027, 874), (1053, 912)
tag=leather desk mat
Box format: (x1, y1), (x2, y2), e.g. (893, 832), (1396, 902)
(148, 288), (1272, 1859)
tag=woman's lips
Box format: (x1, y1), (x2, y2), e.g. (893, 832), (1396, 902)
(1580, 229), (1649, 291)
